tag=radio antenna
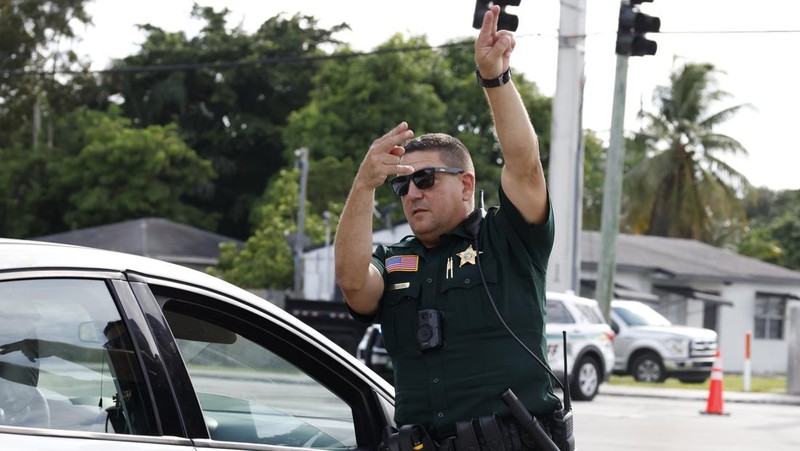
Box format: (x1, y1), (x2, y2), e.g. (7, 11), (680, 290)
(562, 330), (572, 412)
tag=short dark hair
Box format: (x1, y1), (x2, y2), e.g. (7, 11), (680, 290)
(402, 133), (474, 172)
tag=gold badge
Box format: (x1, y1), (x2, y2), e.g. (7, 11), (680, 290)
(456, 245), (482, 267)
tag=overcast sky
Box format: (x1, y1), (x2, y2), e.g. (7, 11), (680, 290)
(74, 0), (799, 191)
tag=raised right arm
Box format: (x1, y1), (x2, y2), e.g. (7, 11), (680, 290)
(335, 122), (415, 316)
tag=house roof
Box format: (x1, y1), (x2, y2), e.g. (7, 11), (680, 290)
(336, 221), (800, 285)
(581, 230), (800, 285)
(32, 218), (241, 266)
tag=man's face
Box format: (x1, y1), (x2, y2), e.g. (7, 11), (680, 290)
(397, 151), (472, 247)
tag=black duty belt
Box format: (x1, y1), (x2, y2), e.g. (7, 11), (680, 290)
(435, 414), (531, 451)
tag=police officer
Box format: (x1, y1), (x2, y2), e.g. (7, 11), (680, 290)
(335, 4), (560, 444)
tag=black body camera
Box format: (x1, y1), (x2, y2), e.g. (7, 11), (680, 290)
(416, 309), (443, 351)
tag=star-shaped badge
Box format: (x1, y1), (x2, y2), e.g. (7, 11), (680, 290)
(456, 245), (483, 267)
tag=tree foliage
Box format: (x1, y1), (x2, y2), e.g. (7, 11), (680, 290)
(103, 6), (348, 239)
(622, 61), (751, 244)
(3, 2), (798, 284)
(212, 167), (335, 289)
(0, 0), (102, 150)
(284, 35), (551, 225)
(738, 189), (800, 269)
(57, 109), (217, 229)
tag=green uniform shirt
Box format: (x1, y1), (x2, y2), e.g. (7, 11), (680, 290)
(362, 185), (559, 437)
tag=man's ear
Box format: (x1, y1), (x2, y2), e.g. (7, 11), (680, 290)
(461, 172), (476, 201)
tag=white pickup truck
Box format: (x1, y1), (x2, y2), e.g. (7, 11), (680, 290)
(610, 300), (718, 383)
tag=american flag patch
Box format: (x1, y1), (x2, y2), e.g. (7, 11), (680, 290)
(385, 255), (419, 273)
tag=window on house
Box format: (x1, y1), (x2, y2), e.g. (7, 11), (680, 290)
(754, 294), (786, 340)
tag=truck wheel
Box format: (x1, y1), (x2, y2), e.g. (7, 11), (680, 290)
(570, 356), (600, 401)
(631, 352), (666, 383)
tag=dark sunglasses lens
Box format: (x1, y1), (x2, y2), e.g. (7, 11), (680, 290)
(390, 176), (411, 196)
(413, 172), (436, 190)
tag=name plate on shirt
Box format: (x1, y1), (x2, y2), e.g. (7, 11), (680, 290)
(388, 282), (410, 291)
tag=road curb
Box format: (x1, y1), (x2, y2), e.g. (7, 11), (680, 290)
(598, 384), (800, 406)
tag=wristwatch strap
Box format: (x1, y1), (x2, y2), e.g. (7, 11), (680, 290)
(475, 67), (512, 88)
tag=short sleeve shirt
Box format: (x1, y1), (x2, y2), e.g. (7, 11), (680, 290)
(363, 184), (560, 437)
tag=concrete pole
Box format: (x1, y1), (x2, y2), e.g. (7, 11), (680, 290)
(293, 147), (309, 298)
(596, 54), (629, 323)
(788, 301), (800, 395)
(546, 0), (586, 295)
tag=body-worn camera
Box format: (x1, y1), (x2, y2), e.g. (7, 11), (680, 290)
(416, 309), (443, 351)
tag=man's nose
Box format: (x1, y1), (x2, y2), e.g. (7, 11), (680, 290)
(405, 180), (425, 198)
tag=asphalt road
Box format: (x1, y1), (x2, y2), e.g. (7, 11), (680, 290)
(574, 391), (800, 451)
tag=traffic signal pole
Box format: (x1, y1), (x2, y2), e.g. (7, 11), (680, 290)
(596, 53), (629, 323)
(596, 0), (659, 322)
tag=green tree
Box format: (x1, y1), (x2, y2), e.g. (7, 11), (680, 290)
(581, 131), (607, 231)
(739, 188), (800, 269)
(284, 35), (551, 226)
(622, 61), (751, 244)
(212, 168), (332, 289)
(0, 144), (63, 237)
(57, 110), (216, 229)
(0, 0), (101, 150)
(104, 6), (348, 239)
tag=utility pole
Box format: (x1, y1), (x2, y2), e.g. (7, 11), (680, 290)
(788, 302), (800, 395)
(546, 0), (586, 294)
(596, 54), (629, 322)
(293, 147), (309, 297)
(596, 1), (660, 321)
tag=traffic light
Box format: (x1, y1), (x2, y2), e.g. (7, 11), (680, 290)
(472, 1), (521, 32)
(615, 0), (660, 56)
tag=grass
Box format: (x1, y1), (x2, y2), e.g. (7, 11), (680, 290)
(607, 374), (789, 394)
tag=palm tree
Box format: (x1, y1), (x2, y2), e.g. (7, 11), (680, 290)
(622, 60), (751, 244)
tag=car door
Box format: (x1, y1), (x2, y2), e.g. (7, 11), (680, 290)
(0, 271), (195, 451)
(125, 272), (395, 451)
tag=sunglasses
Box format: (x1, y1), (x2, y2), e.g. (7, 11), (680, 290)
(389, 167), (465, 196)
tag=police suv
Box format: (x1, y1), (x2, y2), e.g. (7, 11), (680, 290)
(357, 291), (615, 402)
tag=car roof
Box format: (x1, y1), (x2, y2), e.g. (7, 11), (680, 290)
(546, 290), (600, 306)
(0, 238), (271, 311)
(611, 300), (646, 308)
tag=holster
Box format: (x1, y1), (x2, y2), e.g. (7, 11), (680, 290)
(380, 409), (574, 451)
(543, 408), (575, 451)
(380, 424), (435, 451)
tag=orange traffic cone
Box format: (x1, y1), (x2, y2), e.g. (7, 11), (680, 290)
(701, 349), (729, 415)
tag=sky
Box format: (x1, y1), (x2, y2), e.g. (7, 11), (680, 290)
(73, 0), (799, 191)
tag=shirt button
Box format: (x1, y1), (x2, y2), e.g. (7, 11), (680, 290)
(464, 278), (471, 284)
(427, 278), (433, 283)
(437, 412), (444, 419)
(433, 378), (440, 383)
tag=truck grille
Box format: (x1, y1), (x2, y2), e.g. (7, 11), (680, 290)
(690, 339), (718, 357)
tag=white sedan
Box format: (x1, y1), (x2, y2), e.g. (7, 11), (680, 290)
(0, 239), (395, 450)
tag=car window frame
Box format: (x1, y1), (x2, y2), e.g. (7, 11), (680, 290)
(0, 269), (193, 447)
(124, 271), (392, 450)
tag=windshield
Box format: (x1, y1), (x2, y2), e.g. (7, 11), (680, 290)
(613, 303), (672, 327)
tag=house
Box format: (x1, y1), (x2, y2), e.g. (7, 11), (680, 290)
(302, 224), (800, 375)
(32, 217), (242, 272)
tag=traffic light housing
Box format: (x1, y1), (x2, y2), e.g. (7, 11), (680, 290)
(616, 0), (660, 56)
(472, 1), (521, 32)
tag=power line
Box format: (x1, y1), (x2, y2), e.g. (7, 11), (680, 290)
(1, 41), (470, 78)
(4, 27), (798, 78)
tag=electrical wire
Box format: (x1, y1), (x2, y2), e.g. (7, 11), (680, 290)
(5, 27), (798, 78)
